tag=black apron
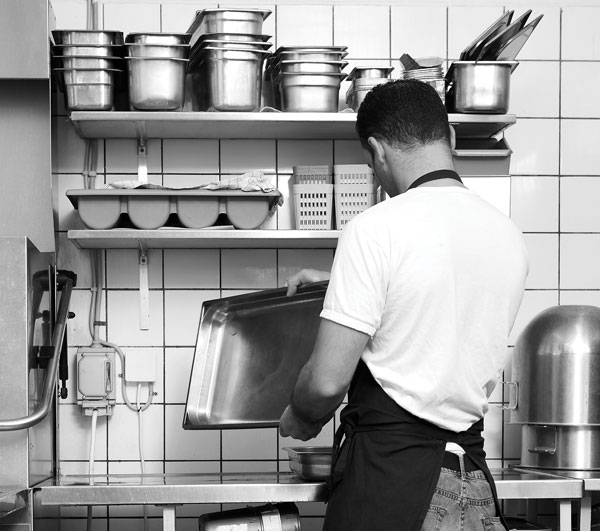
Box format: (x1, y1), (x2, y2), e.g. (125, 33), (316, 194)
(323, 170), (507, 531)
(323, 362), (507, 531)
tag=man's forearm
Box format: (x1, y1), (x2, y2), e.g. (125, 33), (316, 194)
(290, 364), (347, 428)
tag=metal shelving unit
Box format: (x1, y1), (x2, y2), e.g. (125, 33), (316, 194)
(68, 111), (516, 140)
(65, 111), (516, 249)
(67, 229), (340, 249)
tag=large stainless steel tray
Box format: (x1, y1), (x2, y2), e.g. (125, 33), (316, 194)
(184, 282), (327, 429)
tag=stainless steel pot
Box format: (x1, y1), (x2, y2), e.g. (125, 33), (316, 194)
(446, 61), (517, 114)
(125, 57), (188, 111)
(198, 503), (300, 531)
(510, 305), (600, 470)
(520, 425), (600, 470)
(191, 47), (269, 111)
(278, 72), (347, 112)
(510, 305), (600, 426)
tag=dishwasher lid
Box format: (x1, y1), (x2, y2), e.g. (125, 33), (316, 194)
(183, 281), (328, 429)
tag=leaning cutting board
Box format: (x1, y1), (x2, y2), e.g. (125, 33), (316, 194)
(459, 10), (514, 61)
(184, 281), (328, 429)
(475, 10), (531, 60)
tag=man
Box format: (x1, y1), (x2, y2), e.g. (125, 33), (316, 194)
(279, 79), (529, 531)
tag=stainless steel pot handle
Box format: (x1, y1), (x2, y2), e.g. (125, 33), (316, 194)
(528, 426), (557, 455)
(500, 381), (518, 410)
(0, 276), (74, 431)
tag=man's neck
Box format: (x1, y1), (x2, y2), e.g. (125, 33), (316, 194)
(395, 146), (458, 193)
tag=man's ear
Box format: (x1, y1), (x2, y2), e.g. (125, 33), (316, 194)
(367, 136), (386, 164)
(449, 125), (457, 150)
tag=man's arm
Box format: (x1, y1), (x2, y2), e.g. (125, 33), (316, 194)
(279, 317), (370, 440)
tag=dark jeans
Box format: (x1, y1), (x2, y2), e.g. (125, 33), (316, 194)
(420, 455), (505, 531)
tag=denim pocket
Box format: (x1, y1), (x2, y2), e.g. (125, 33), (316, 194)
(420, 505), (447, 531)
(482, 516), (507, 530)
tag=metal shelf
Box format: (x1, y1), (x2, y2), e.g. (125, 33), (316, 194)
(67, 111), (516, 140)
(67, 229), (340, 249)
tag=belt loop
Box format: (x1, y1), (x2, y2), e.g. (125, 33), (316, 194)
(458, 453), (466, 478)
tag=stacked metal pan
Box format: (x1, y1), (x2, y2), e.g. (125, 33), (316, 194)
(51, 30), (125, 111)
(124, 33), (191, 111)
(345, 66), (394, 112)
(264, 46), (349, 112)
(187, 8), (273, 111)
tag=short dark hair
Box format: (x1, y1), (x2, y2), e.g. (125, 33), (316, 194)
(356, 79), (451, 151)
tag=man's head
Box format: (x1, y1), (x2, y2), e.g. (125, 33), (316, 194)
(355, 79), (455, 196)
(356, 79), (451, 152)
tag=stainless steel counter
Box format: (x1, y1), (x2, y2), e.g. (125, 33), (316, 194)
(34, 472), (327, 506)
(33, 469), (581, 531)
(516, 468), (600, 531)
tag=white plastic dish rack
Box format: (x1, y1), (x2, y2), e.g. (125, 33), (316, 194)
(66, 189), (282, 230)
(292, 184), (334, 230)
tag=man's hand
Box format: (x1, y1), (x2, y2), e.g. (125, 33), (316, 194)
(286, 269), (331, 297)
(279, 404), (323, 441)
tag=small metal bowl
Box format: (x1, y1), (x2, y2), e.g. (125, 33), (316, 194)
(126, 32), (191, 45)
(52, 30), (124, 45)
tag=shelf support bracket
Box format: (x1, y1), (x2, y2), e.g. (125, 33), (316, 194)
(134, 121), (148, 184)
(138, 241), (150, 330)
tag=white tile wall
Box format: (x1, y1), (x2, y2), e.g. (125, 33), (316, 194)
(561, 177), (600, 232)
(561, 6), (600, 60)
(50, 2), (600, 529)
(561, 62), (600, 118)
(276, 5), (333, 47)
(510, 176), (559, 232)
(561, 120), (600, 175)
(333, 6), (390, 58)
(391, 6), (447, 59)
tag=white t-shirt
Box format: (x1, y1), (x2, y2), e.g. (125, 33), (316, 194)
(321, 186), (529, 432)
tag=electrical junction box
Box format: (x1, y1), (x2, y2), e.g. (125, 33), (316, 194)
(124, 350), (157, 383)
(77, 347), (116, 415)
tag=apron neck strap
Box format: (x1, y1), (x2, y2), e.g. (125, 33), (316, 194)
(407, 169), (463, 191)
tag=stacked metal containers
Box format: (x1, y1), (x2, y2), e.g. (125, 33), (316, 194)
(345, 66), (394, 111)
(187, 9), (272, 111)
(124, 33), (191, 111)
(509, 305), (600, 470)
(400, 57), (445, 103)
(265, 46), (348, 112)
(51, 30), (125, 111)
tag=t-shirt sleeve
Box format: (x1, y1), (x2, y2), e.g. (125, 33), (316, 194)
(320, 218), (389, 337)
